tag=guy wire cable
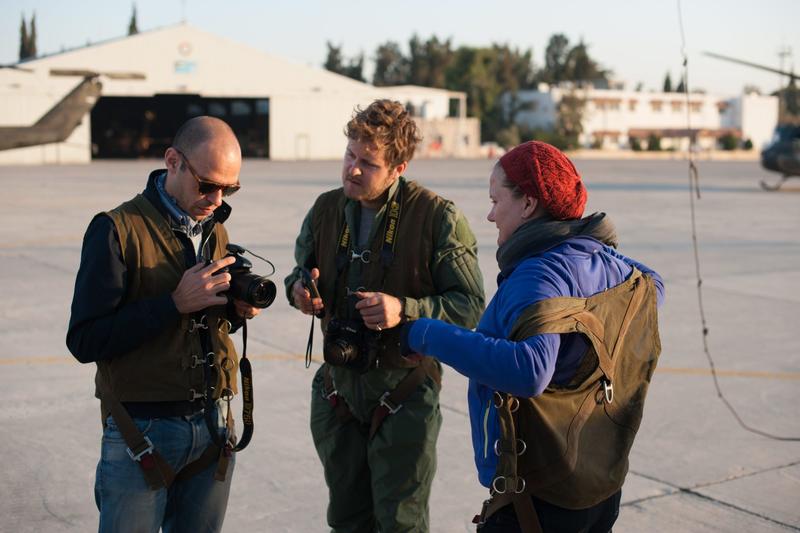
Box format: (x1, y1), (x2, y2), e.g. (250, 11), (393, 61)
(676, 0), (799, 441)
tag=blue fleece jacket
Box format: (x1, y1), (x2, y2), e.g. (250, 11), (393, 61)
(406, 235), (664, 487)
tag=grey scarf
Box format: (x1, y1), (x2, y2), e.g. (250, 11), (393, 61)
(496, 212), (619, 273)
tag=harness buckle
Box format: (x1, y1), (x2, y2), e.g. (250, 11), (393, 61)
(379, 391), (402, 415)
(350, 249), (372, 263)
(602, 379), (614, 404)
(188, 315), (208, 333)
(323, 388), (338, 401)
(345, 286), (367, 296)
(190, 354), (204, 368)
(188, 388), (206, 401)
(126, 436), (154, 462)
(473, 499), (491, 525)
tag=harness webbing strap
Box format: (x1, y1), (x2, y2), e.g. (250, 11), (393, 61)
(368, 357), (440, 440)
(512, 495), (543, 533)
(109, 399), (175, 490)
(323, 365), (354, 424)
(108, 398), (228, 489)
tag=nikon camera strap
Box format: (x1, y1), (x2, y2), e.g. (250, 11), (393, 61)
(201, 316), (254, 455)
(333, 181), (404, 292)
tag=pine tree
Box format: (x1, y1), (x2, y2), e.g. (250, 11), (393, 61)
(675, 75), (686, 93)
(128, 4), (139, 35)
(18, 14), (29, 61)
(28, 13), (37, 58)
(663, 72), (672, 92)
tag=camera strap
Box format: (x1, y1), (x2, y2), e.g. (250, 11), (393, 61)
(333, 182), (405, 307)
(200, 315), (254, 462)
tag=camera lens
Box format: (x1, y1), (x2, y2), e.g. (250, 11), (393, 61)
(230, 273), (276, 309)
(247, 277), (276, 308)
(324, 338), (359, 366)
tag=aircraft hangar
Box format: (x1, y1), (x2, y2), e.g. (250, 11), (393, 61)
(0, 24), (475, 164)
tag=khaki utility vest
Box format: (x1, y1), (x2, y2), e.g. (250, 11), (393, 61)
(487, 268), (661, 516)
(96, 194), (238, 419)
(311, 180), (447, 366)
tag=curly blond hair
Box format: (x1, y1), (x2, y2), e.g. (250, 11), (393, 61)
(345, 99), (422, 167)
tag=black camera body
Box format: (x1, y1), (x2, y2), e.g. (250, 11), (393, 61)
(223, 244), (276, 309)
(323, 318), (377, 373)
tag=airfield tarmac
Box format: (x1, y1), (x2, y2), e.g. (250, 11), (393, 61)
(0, 157), (798, 532)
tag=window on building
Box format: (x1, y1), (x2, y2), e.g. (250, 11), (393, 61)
(690, 102), (702, 113)
(650, 101), (663, 112)
(671, 101), (683, 112)
(628, 100), (638, 112)
(231, 101), (252, 116)
(208, 102), (227, 117)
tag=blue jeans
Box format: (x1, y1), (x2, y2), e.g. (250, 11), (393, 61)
(94, 406), (235, 533)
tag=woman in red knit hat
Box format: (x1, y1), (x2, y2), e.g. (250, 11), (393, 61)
(401, 141), (665, 532)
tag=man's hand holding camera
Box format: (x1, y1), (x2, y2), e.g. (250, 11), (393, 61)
(354, 291), (403, 332)
(292, 267), (325, 316)
(172, 256), (261, 319)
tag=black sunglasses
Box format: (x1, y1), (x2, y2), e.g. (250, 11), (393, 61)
(174, 148), (241, 197)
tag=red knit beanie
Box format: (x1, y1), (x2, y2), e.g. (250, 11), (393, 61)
(498, 141), (587, 220)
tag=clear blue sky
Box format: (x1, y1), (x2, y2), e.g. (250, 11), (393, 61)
(2, 0), (797, 96)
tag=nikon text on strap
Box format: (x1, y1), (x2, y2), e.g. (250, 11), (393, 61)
(201, 317), (254, 456)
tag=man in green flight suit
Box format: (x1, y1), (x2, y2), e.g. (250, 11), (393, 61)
(285, 99), (485, 532)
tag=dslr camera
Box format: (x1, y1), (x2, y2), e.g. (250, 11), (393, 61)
(222, 244), (276, 309)
(323, 316), (378, 373)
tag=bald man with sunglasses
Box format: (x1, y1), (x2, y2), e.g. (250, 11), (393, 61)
(67, 116), (260, 533)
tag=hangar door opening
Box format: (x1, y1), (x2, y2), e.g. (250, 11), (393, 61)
(91, 95), (269, 158)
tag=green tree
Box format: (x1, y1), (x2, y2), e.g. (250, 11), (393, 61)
(18, 14), (29, 61)
(323, 42), (364, 82)
(373, 41), (409, 86)
(718, 133), (738, 150)
(324, 42), (345, 73)
(128, 3), (139, 35)
(646, 133), (661, 151)
(555, 91), (586, 148)
(675, 75), (685, 93)
(541, 33), (570, 84)
(408, 35), (452, 88)
(28, 13), (37, 58)
(343, 53), (365, 82)
(563, 41), (608, 84)
(443, 43), (535, 143)
(663, 72), (672, 92)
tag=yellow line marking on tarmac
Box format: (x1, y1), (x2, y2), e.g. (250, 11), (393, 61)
(3, 357), (799, 381)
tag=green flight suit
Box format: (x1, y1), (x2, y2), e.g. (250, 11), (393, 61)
(285, 177), (484, 533)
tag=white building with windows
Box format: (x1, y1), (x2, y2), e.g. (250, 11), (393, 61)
(511, 83), (778, 151)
